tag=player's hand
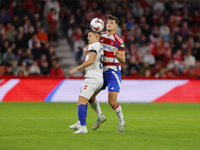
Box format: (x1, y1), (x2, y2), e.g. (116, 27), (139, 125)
(69, 68), (78, 76)
(83, 46), (90, 54)
(114, 48), (119, 57)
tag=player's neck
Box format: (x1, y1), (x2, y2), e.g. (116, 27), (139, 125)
(107, 30), (115, 36)
(90, 40), (99, 44)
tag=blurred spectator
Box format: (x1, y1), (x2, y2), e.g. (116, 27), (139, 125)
(18, 66), (28, 76)
(173, 49), (182, 64)
(5, 25), (17, 43)
(193, 11), (200, 26)
(159, 23), (170, 43)
(174, 10), (183, 25)
(192, 42), (200, 61)
(4, 66), (13, 75)
(40, 61), (49, 75)
(73, 37), (85, 65)
(29, 60), (41, 75)
(139, 62), (151, 76)
(152, 10), (161, 25)
(179, 22), (188, 38)
(18, 60), (28, 76)
(3, 47), (15, 65)
(12, 15), (21, 30)
(138, 43), (150, 58)
(12, 60), (19, 75)
(15, 33), (25, 49)
(167, 15), (177, 29)
(142, 24), (151, 37)
(23, 19), (32, 34)
(174, 34), (183, 52)
(25, 26), (35, 43)
(25, 48), (34, 66)
(0, 8), (10, 23)
(47, 8), (58, 41)
(1, 37), (9, 54)
(37, 27), (48, 47)
(16, 49), (24, 65)
(173, 0), (183, 9)
(0, 52), (3, 65)
(149, 26), (160, 43)
(50, 61), (64, 76)
(46, 46), (57, 68)
(28, 34), (41, 58)
(44, 0), (60, 19)
(143, 50), (156, 66)
(184, 51), (196, 67)
(153, 0), (165, 14)
(0, 22), (5, 35)
(132, 2), (144, 19)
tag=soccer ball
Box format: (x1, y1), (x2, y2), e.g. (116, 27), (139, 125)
(90, 18), (104, 32)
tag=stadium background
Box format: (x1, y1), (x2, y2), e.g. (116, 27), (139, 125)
(0, 0), (200, 102)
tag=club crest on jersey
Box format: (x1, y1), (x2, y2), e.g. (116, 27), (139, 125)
(111, 41), (114, 46)
(84, 85), (88, 90)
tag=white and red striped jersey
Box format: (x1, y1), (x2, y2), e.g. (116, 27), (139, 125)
(100, 32), (125, 71)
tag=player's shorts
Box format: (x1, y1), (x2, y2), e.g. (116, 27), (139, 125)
(79, 77), (103, 100)
(101, 69), (121, 92)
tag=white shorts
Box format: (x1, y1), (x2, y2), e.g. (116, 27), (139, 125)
(79, 77), (103, 100)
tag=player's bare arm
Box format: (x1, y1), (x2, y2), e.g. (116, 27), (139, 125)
(114, 48), (125, 63)
(83, 45), (90, 54)
(69, 52), (97, 75)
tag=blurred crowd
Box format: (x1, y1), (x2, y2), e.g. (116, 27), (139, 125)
(1, 0), (200, 78)
(0, 0), (63, 76)
(63, 0), (200, 77)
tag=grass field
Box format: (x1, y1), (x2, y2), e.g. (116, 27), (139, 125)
(0, 103), (200, 150)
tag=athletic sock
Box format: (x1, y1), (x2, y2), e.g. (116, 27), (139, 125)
(114, 103), (125, 125)
(78, 104), (87, 126)
(89, 98), (103, 118)
(86, 103), (88, 117)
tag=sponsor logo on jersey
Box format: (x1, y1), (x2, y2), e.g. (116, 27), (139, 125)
(100, 39), (103, 42)
(103, 45), (112, 51)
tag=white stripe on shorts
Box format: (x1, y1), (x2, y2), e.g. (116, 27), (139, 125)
(111, 71), (121, 88)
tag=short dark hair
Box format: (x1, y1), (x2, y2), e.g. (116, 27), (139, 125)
(107, 14), (120, 24)
(89, 30), (101, 39)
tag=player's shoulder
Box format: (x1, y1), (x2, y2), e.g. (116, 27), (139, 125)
(89, 42), (101, 50)
(113, 33), (124, 44)
(88, 43), (95, 50)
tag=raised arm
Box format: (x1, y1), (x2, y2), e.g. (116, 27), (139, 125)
(114, 48), (125, 63)
(69, 52), (97, 75)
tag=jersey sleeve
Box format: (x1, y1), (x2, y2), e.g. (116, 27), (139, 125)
(88, 45), (97, 53)
(114, 33), (125, 51)
(118, 43), (125, 51)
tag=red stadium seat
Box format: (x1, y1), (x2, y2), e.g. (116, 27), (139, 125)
(188, 68), (197, 76)
(0, 66), (6, 75)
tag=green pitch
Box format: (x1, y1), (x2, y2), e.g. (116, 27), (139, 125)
(0, 103), (200, 150)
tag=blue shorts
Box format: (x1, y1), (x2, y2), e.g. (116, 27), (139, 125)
(101, 69), (121, 92)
